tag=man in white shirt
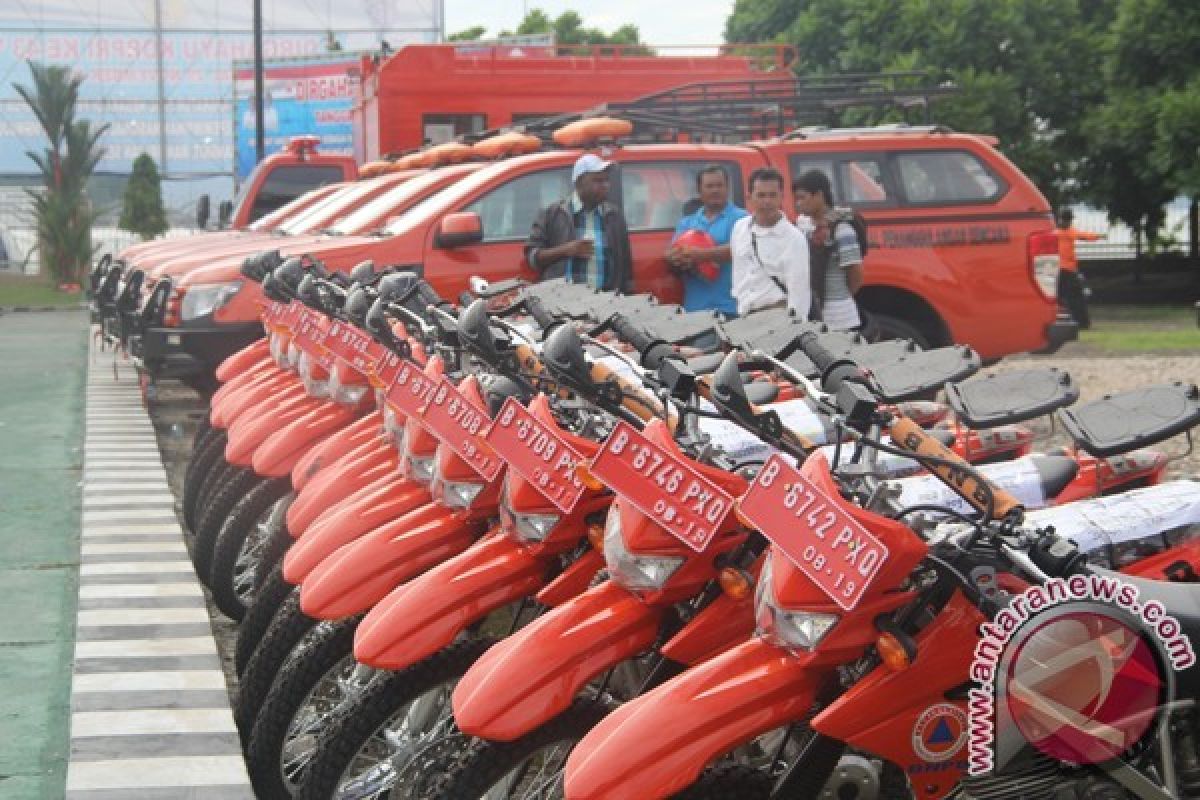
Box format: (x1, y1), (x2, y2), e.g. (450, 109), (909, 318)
(730, 167), (812, 318)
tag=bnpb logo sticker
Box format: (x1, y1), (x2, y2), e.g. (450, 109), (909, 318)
(913, 703), (968, 763)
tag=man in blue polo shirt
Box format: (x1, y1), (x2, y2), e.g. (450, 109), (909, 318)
(666, 164), (748, 315)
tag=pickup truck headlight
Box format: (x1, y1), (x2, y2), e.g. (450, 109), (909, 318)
(181, 281), (242, 321)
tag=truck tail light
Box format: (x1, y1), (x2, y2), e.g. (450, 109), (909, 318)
(1028, 230), (1060, 300)
(163, 287), (185, 327)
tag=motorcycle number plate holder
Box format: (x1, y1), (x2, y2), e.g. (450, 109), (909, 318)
(485, 397), (586, 513)
(385, 361), (437, 418)
(740, 454), (888, 612)
(589, 420), (734, 552)
(421, 377), (502, 481)
(323, 320), (383, 373)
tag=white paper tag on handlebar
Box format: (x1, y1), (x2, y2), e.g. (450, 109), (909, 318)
(892, 456), (1047, 517)
(698, 398), (829, 463)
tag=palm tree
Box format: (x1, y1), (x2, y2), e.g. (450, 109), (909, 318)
(13, 61), (108, 285)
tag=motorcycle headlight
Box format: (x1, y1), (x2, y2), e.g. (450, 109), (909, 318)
(269, 333), (295, 369)
(500, 490), (560, 543)
(297, 352), (330, 399)
(432, 463), (486, 509)
(602, 505), (683, 592)
(754, 557), (838, 652)
(382, 406), (406, 451)
(328, 368), (368, 406)
(181, 281), (241, 321)
(401, 438), (436, 484)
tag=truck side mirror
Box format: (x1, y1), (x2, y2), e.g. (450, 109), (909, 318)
(196, 194), (211, 229)
(218, 200), (234, 229)
(435, 212), (483, 249)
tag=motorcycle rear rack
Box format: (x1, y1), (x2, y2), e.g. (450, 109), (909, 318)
(1058, 382), (1200, 458)
(859, 343), (981, 403)
(945, 367), (1079, 429)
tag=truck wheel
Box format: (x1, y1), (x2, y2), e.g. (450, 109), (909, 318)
(236, 563), (293, 676)
(436, 697), (615, 800)
(182, 429), (226, 532)
(235, 590), (318, 734)
(864, 312), (931, 349)
(245, 616), (364, 799)
(194, 467), (260, 584)
(295, 636), (498, 800)
(210, 479), (291, 620)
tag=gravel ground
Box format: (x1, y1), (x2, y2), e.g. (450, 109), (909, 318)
(142, 351), (1200, 723)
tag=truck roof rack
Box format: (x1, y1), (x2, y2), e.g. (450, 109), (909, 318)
(456, 71), (958, 148)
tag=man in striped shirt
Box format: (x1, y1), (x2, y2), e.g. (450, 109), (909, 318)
(793, 170), (865, 331)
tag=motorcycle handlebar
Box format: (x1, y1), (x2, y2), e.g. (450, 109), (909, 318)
(523, 294), (557, 331)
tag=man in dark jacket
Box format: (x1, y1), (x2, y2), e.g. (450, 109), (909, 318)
(524, 154), (633, 292)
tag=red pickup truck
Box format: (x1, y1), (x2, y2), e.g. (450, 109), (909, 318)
(132, 122), (1073, 389)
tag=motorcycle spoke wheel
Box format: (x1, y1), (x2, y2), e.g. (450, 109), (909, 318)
(480, 741), (573, 800)
(333, 684), (456, 800)
(280, 657), (376, 794)
(232, 495), (288, 606)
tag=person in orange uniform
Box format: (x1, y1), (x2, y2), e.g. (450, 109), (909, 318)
(1054, 209), (1102, 329)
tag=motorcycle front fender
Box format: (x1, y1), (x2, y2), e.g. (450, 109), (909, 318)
(224, 393), (328, 467)
(286, 440), (400, 538)
(659, 590), (755, 666)
(215, 337), (271, 383)
(565, 639), (822, 800)
(290, 410), (384, 492)
(251, 403), (361, 478)
(452, 580), (662, 742)
(534, 549), (605, 608)
(211, 355), (277, 409)
(354, 530), (547, 670)
(298, 507), (482, 620)
(210, 368), (294, 428)
(284, 477), (430, 580)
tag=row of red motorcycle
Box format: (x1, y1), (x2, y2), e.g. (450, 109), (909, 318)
(96, 251), (1200, 800)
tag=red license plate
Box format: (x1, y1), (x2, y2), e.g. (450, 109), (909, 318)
(589, 420), (733, 552)
(323, 320), (379, 372)
(739, 454), (888, 611)
(371, 350), (405, 389)
(385, 361), (437, 417)
(422, 377), (502, 481)
(276, 301), (303, 332)
(485, 398), (586, 513)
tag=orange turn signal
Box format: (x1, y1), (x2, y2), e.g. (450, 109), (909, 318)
(586, 522), (606, 551)
(576, 461), (605, 491)
(718, 567), (754, 601)
(876, 632), (913, 672)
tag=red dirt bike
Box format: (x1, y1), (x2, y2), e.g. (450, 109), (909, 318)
(564, 341), (1200, 800)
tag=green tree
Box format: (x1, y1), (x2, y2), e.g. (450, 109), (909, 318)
(14, 61), (108, 285)
(448, 25), (487, 42)
(119, 153), (168, 241)
(1080, 0), (1200, 246)
(723, 0), (1115, 208)
(504, 8), (649, 51)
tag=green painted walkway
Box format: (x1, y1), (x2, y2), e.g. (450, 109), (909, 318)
(0, 311), (87, 800)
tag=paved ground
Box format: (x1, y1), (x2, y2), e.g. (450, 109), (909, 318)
(65, 339), (252, 798)
(0, 311), (86, 800)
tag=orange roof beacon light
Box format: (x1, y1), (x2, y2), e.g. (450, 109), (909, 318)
(358, 160), (393, 178)
(285, 135), (322, 158)
(552, 117), (634, 148)
(472, 131), (542, 160)
(422, 142), (476, 166)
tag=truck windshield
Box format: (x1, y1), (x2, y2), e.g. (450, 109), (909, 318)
(381, 159), (541, 236)
(276, 175), (404, 236)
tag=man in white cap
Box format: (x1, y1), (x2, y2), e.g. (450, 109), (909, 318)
(525, 153), (632, 292)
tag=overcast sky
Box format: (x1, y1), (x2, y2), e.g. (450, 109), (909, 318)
(443, 0), (733, 47)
